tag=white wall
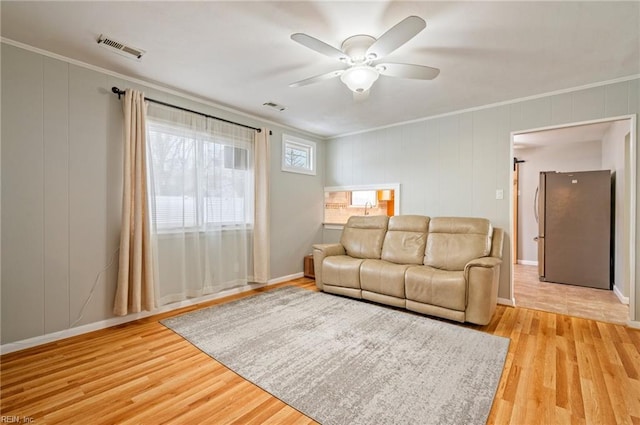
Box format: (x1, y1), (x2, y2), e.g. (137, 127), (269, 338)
(325, 78), (639, 316)
(516, 140), (604, 264)
(0, 43), (325, 344)
(602, 120), (633, 298)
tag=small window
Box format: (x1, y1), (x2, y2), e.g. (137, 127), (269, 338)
(282, 134), (316, 175)
(350, 190), (377, 207)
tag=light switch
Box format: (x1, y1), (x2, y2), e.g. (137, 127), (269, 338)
(496, 189), (504, 200)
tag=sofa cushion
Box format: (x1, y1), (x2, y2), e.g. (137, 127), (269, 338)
(360, 259), (409, 298)
(340, 215), (389, 259)
(381, 215), (429, 265)
(405, 266), (466, 311)
(424, 217), (492, 271)
(322, 255), (364, 289)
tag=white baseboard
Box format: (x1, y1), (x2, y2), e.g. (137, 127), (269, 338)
(627, 320), (640, 329)
(613, 284), (630, 305)
(517, 260), (538, 266)
(268, 272), (304, 284)
(498, 297), (516, 307)
(1, 274), (302, 355)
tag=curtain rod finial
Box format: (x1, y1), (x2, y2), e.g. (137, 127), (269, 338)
(111, 87), (125, 99)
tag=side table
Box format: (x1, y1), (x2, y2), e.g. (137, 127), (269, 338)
(303, 255), (315, 279)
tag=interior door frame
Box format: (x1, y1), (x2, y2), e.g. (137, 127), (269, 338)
(512, 162), (519, 265)
(509, 114), (637, 325)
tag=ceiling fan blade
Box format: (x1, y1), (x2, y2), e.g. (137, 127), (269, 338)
(377, 63), (440, 80)
(291, 33), (348, 61)
(366, 16), (426, 60)
(289, 69), (344, 88)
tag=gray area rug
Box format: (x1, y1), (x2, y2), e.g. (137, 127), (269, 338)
(162, 287), (510, 425)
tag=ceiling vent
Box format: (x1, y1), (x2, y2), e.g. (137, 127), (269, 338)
(97, 34), (145, 60)
(263, 102), (286, 112)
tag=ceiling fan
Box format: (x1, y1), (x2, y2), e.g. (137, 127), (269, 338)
(289, 16), (440, 96)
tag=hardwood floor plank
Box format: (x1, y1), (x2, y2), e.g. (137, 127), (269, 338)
(581, 341), (617, 424)
(487, 398), (513, 424)
(555, 345), (569, 410)
(569, 363), (586, 421)
(1, 277), (639, 424)
(191, 384), (273, 424)
(616, 341), (640, 380)
(230, 397), (292, 425)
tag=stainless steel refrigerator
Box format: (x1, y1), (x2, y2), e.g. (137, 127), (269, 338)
(537, 170), (612, 289)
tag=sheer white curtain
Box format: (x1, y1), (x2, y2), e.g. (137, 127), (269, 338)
(146, 103), (256, 305)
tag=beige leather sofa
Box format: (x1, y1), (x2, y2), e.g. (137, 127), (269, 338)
(313, 215), (504, 325)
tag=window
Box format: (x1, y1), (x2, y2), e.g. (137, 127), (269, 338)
(323, 184), (400, 226)
(147, 120), (254, 231)
(350, 190), (377, 207)
(282, 134), (316, 175)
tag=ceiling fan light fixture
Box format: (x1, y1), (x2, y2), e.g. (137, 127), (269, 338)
(340, 66), (379, 93)
(289, 16), (437, 95)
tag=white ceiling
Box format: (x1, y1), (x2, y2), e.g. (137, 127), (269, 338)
(1, 1), (638, 138)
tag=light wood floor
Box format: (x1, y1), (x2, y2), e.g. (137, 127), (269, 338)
(514, 264), (629, 325)
(2, 277), (639, 424)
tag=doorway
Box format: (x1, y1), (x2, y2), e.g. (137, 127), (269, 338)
(510, 116), (636, 324)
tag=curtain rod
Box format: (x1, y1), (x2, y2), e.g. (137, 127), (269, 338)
(111, 87), (262, 133)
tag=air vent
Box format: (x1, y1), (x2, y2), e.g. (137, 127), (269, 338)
(97, 34), (145, 60)
(263, 102), (286, 112)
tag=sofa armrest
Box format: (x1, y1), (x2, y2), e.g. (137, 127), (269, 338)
(464, 256), (502, 274)
(313, 243), (346, 257)
(312, 244), (346, 290)
(464, 256), (502, 325)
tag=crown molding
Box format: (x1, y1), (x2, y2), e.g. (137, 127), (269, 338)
(331, 74), (640, 139)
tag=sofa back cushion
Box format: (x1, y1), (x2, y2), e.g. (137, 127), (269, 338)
(381, 215), (430, 264)
(341, 215), (389, 259)
(424, 217), (493, 270)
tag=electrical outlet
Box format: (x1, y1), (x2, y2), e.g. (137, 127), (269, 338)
(496, 189), (504, 200)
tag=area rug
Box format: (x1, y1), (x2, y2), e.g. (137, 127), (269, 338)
(161, 287), (510, 425)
